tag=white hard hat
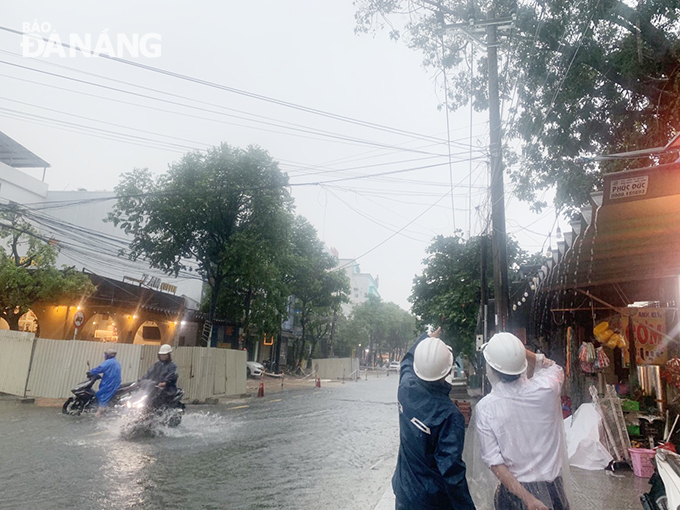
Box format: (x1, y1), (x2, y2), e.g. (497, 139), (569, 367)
(413, 337), (454, 382)
(158, 344), (173, 355)
(483, 332), (527, 375)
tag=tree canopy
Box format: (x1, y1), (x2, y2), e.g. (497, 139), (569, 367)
(285, 216), (350, 367)
(110, 143), (350, 356)
(109, 143), (293, 343)
(410, 233), (533, 358)
(335, 295), (416, 364)
(356, 0), (680, 211)
(0, 204), (95, 330)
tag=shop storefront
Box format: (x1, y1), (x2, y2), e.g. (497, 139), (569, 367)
(527, 161), (680, 478)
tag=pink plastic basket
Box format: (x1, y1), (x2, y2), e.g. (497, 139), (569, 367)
(629, 448), (656, 478)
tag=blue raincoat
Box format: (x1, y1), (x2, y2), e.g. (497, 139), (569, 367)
(392, 334), (476, 510)
(89, 357), (122, 406)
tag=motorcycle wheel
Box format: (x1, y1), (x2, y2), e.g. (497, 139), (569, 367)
(167, 412), (182, 428)
(62, 397), (83, 416)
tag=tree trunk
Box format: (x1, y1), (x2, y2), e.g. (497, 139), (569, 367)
(208, 277), (222, 346)
(328, 308), (338, 357)
(300, 302), (308, 368)
(241, 287), (253, 352)
(2, 311), (20, 331)
(309, 336), (318, 361)
(298, 338), (306, 369)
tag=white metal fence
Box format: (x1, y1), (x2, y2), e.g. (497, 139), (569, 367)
(0, 331), (34, 396)
(311, 357), (360, 380)
(0, 331), (246, 401)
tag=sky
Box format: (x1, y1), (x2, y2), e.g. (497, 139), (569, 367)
(1, 1), (557, 312)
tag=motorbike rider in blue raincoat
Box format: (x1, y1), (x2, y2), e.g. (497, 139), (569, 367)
(88, 348), (122, 415)
(392, 328), (476, 510)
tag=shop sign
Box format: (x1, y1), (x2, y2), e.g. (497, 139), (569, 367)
(609, 175), (648, 200)
(622, 308), (667, 365)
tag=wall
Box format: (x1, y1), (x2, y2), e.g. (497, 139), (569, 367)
(44, 190), (204, 303)
(0, 331), (35, 396)
(0, 331), (246, 401)
(337, 258), (380, 316)
(311, 357), (360, 380)
(0, 162), (48, 202)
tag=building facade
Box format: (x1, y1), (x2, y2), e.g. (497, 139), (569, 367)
(0, 131), (207, 346)
(337, 257), (380, 316)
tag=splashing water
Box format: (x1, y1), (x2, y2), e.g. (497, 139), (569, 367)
(68, 410), (240, 446)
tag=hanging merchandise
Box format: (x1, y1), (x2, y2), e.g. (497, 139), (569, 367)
(593, 321), (609, 338)
(566, 327), (573, 378)
(587, 343), (597, 363)
(579, 342), (596, 373)
(661, 358), (680, 393)
(594, 319), (626, 350)
(609, 333), (627, 349)
(596, 347), (610, 370)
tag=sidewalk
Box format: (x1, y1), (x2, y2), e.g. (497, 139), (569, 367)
(372, 465), (648, 509)
(371, 383), (648, 510)
(245, 369), (393, 396)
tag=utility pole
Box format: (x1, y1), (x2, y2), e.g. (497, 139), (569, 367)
(479, 234), (488, 394)
(442, 11), (513, 331)
(486, 9), (510, 330)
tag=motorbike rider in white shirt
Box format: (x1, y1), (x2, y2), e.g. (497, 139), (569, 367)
(474, 332), (569, 510)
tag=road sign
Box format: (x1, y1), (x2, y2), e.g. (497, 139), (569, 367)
(74, 311), (85, 328)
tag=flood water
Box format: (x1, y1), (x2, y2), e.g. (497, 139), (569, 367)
(0, 377), (399, 510)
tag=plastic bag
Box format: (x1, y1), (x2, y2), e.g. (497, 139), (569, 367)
(596, 347), (610, 369)
(587, 343), (596, 363)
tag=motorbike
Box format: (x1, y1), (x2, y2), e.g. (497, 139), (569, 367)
(62, 373), (135, 416)
(118, 379), (186, 437)
(641, 448), (680, 510)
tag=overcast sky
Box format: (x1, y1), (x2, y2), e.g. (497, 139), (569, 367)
(1, 1), (557, 311)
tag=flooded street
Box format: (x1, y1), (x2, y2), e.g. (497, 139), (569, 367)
(0, 377), (399, 510)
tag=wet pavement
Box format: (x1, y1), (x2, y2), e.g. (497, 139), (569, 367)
(0, 377), (399, 510)
(0, 375), (651, 510)
(374, 466), (648, 510)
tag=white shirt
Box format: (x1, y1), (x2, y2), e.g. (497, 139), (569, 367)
(475, 362), (565, 483)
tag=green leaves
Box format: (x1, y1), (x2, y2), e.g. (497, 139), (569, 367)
(0, 206), (95, 329)
(409, 233), (533, 359)
(334, 295), (416, 362)
(109, 143), (351, 352)
(355, 0), (680, 211)
(284, 216), (350, 363)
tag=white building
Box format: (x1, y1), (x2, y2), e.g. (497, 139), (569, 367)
(0, 131), (202, 304)
(337, 257), (380, 317)
(0, 131), (207, 345)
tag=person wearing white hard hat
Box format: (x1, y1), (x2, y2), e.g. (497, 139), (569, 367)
(140, 344), (178, 403)
(392, 327), (476, 510)
(474, 332), (568, 510)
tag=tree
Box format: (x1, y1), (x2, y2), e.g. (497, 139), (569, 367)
(355, 0), (680, 211)
(0, 204), (95, 330)
(284, 216), (349, 368)
(336, 296), (416, 364)
(108, 143), (293, 344)
(410, 233), (530, 358)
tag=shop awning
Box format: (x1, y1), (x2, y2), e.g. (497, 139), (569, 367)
(543, 162), (680, 291)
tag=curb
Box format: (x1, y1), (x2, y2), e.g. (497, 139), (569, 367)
(373, 485), (395, 510)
